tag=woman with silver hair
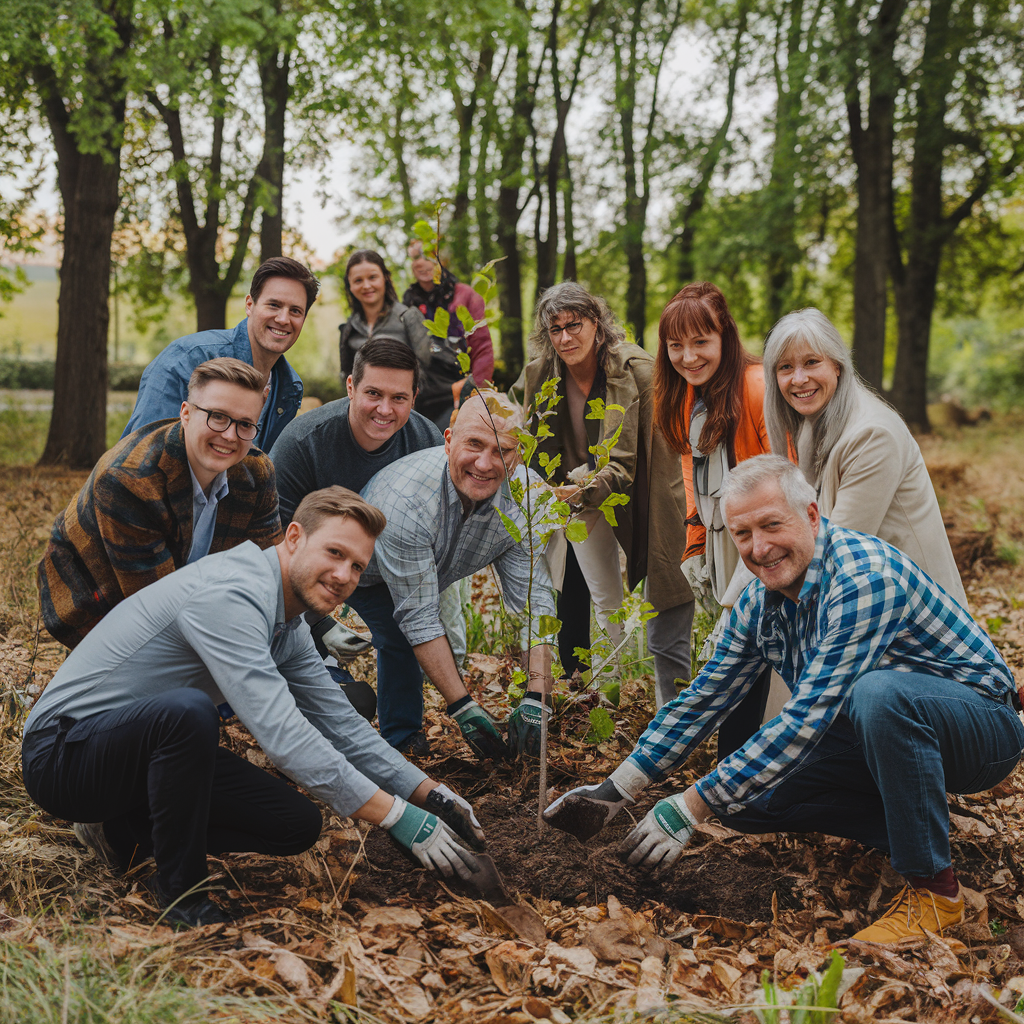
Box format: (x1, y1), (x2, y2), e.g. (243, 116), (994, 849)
(512, 282), (693, 709)
(763, 307), (966, 606)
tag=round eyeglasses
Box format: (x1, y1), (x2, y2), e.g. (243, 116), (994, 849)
(190, 404), (259, 441)
(548, 320), (586, 340)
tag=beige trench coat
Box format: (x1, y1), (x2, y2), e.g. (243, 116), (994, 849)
(513, 344), (692, 612)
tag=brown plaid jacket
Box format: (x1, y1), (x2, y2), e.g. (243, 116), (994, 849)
(38, 419), (283, 648)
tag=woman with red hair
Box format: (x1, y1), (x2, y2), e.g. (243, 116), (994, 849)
(653, 283), (775, 746)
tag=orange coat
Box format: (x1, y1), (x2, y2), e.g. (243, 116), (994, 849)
(681, 363), (771, 559)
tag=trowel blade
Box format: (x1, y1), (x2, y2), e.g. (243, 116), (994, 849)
(463, 853), (509, 902)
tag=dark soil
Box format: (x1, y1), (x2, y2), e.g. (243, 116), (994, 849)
(350, 787), (821, 922)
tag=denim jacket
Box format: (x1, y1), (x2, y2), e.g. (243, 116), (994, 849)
(122, 318), (303, 452)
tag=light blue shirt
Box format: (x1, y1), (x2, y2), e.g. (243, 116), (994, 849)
(25, 543), (427, 816)
(186, 468), (229, 564)
(359, 446), (556, 647)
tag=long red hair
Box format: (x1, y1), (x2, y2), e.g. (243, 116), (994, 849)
(653, 282), (759, 457)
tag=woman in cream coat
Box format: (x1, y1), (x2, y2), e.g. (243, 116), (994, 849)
(763, 308), (966, 607)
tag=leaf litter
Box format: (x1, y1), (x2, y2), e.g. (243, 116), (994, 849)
(2, 431), (1024, 1021)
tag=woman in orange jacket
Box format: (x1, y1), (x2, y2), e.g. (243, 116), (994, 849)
(653, 282), (774, 749)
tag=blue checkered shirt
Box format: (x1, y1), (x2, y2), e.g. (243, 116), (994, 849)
(360, 446), (556, 647)
(626, 519), (1016, 816)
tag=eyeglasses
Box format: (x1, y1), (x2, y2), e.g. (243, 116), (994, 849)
(548, 320), (586, 340)
(190, 404), (259, 441)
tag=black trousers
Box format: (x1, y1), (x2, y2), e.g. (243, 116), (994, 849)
(557, 541), (593, 679)
(716, 666), (772, 761)
(22, 689), (322, 900)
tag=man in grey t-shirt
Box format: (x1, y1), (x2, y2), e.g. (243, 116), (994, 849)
(22, 487), (484, 929)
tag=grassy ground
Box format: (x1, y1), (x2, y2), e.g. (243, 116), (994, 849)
(1, 410), (1023, 1021)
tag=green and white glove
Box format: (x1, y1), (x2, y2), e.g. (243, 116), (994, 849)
(448, 697), (509, 761)
(508, 693), (550, 759)
(380, 796), (480, 880)
(543, 761), (651, 841)
(424, 783), (486, 852)
(620, 794), (696, 870)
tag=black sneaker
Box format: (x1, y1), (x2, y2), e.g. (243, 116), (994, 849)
(399, 730), (432, 759)
(157, 890), (234, 930)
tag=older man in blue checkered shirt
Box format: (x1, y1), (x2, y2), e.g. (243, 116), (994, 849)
(352, 391), (557, 761)
(545, 453), (1024, 945)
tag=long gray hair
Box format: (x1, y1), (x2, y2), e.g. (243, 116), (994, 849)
(527, 281), (625, 371)
(763, 308), (866, 477)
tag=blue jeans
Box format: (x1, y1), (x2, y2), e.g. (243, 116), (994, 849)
(723, 669), (1024, 877)
(346, 583), (425, 748)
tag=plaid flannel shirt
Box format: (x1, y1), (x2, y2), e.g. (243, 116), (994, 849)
(625, 518), (1015, 816)
(360, 447), (556, 647)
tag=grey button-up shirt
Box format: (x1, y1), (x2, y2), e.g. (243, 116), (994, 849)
(359, 446), (556, 647)
(186, 467), (229, 564)
(25, 543), (427, 816)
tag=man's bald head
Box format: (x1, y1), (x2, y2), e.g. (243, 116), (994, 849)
(445, 391), (522, 506)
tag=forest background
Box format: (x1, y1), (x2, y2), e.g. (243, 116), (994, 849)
(1, 0), (1023, 469)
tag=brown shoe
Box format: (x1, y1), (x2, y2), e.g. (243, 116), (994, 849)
(852, 884), (964, 943)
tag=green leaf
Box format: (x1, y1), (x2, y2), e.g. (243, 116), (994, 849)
(599, 680), (621, 706)
(585, 707), (615, 744)
(457, 351), (471, 374)
(509, 476), (524, 503)
(543, 453), (561, 479)
(456, 305), (476, 334)
(565, 519), (589, 543)
(586, 397), (606, 420)
(811, 952), (845, 1024)
(497, 510), (522, 543)
(598, 492), (630, 527)
(538, 614), (562, 638)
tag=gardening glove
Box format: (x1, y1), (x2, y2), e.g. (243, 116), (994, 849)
(543, 760), (650, 841)
(448, 696), (509, 761)
(424, 783), (486, 852)
(380, 796), (480, 880)
(321, 620), (373, 663)
(681, 554), (714, 613)
(620, 794), (696, 871)
(508, 693), (550, 760)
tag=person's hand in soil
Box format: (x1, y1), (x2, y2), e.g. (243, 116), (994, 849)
(423, 783), (487, 852)
(620, 794), (697, 870)
(380, 795), (480, 879)
(448, 697), (509, 761)
(542, 779), (634, 841)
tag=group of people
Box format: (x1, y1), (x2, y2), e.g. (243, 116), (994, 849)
(21, 250), (1023, 947)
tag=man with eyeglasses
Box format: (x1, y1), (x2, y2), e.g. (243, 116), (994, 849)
(39, 357), (282, 649)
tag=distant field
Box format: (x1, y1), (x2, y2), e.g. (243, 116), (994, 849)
(0, 266), (346, 381)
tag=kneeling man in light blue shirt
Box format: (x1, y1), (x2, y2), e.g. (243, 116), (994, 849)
(23, 487), (484, 929)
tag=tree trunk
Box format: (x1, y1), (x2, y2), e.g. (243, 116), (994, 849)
(891, 258), (939, 431)
(258, 45), (290, 262)
(843, 0), (906, 390)
(40, 146), (121, 467)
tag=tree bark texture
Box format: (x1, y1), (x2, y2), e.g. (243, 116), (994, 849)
(843, 0), (906, 390)
(258, 45), (291, 262)
(36, 3), (133, 469)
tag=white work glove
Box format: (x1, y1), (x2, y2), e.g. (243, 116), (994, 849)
(543, 762), (651, 841)
(322, 621), (373, 664)
(380, 796), (480, 880)
(681, 554), (715, 613)
(423, 783), (486, 851)
(619, 794), (696, 870)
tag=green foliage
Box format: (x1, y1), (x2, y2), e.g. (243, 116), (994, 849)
(753, 951), (845, 1024)
(585, 706), (616, 744)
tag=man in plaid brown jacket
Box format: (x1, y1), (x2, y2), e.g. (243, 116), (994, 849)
(38, 357), (282, 648)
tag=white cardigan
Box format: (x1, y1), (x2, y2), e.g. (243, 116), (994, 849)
(797, 391), (968, 608)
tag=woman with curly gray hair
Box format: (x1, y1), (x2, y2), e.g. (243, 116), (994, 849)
(763, 308), (966, 606)
(512, 282), (694, 711)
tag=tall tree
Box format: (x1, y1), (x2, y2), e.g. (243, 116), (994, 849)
(889, 0), (1024, 429)
(1, 0), (135, 468)
(837, 0), (908, 389)
(609, 0), (684, 341)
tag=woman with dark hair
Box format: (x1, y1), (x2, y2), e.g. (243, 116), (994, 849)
(339, 249), (431, 394)
(514, 281), (694, 710)
(762, 307), (966, 606)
